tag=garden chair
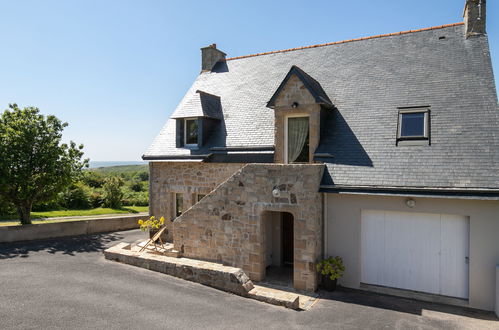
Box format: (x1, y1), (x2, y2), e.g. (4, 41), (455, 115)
(139, 226), (167, 252)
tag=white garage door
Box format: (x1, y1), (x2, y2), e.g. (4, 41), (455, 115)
(361, 210), (469, 299)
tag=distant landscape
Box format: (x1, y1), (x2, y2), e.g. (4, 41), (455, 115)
(89, 161), (146, 168)
(0, 163), (149, 224)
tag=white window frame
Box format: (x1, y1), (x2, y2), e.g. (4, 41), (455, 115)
(284, 114), (310, 164)
(184, 117), (198, 147)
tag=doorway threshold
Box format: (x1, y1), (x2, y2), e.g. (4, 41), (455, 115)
(359, 283), (469, 308)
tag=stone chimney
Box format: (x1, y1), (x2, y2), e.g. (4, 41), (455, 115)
(201, 44), (226, 72)
(463, 0), (486, 37)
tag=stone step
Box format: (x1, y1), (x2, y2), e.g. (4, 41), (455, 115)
(163, 249), (182, 258)
(248, 285), (300, 310)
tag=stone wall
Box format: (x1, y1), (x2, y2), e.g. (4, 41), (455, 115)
(149, 162), (244, 240)
(173, 163), (324, 291)
(0, 214), (143, 243)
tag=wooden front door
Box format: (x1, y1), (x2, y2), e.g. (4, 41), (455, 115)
(282, 212), (294, 265)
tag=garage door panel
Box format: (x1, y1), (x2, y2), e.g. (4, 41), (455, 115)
(360, 210), (385, 285)
(440, 215), (469, 298)
(361, 210), (469, 299)
(383, 212), (440, 294)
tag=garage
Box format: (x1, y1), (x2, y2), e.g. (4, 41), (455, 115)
(361, 210), (469, 299)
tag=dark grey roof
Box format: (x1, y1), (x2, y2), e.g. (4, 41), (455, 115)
(267, 65), (333, 108)
(171, 90), (223, 120)
(144, 24), (499, 190)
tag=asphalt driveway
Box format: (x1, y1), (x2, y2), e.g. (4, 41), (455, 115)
(0, 229), (497, 330)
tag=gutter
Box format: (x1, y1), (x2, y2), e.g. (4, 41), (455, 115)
(320, 185), (499, 200)
(210, 146), (275, 152)
(142, 154), (212, 161)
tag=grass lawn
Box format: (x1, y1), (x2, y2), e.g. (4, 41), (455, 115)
(0, 206), (148, 226)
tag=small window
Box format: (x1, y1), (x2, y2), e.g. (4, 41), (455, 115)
(397, 108), (430, 144)
(184, 118), (198, 146)
(175, 193), (183, 217)
(197, 194), (206, 202)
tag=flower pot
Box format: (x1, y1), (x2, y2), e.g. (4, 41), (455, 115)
(149, 227), (169, 241)
(149, 228), (159, 239)
(322, 275), (338, 291)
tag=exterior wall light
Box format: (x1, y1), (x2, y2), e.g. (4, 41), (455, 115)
(292, 102), (299, 108)
(272, 188), (281, 198)
(406, 198), (416, 208)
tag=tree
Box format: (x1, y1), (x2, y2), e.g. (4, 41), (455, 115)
(102, 176), (124, 209)
(0, 104), (88, 224)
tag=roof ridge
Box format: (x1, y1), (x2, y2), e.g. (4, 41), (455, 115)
(225, 22), (464, 61)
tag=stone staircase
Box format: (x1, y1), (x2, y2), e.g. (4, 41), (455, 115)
(172, 163), (325, 290)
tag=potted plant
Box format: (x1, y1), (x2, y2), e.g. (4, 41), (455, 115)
(138, 216), (165, 239)
(316, 256), (345, 291)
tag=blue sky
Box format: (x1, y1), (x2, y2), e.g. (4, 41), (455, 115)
(0, 0), (497, 161)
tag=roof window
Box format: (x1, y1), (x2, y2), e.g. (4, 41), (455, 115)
(397, 107), (430, 146)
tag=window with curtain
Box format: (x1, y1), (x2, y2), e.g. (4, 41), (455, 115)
(287, 116), (309, 163)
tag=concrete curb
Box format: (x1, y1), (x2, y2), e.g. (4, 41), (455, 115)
(0, 214), (145, 243)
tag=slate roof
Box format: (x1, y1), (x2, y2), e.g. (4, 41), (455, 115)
(144, 23), (499, 191)
(171, 90), (223, 120)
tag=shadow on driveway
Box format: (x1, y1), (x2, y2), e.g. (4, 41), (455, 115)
(319, 286), (498, 321)
(0, 232), (125, 259)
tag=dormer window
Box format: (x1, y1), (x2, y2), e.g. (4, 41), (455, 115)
(172, 90), (222, 149)
(184, 118), (198, 146)
(397, 107), (430, 145)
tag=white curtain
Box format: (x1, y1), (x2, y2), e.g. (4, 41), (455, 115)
(287, 117), (309, 163)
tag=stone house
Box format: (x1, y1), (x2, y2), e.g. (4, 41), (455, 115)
(144, 1), (499, 311)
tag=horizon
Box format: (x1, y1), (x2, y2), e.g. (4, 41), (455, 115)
(1, 0), (497, 161)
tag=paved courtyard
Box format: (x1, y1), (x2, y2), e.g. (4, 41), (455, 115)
(0, 229), (497, 330)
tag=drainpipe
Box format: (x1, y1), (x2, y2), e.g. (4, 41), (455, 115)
(496, 265), (499, 317)
(323, 193), (328, 258)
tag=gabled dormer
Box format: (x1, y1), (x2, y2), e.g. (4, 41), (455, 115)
(267, 65), (333, 164)
(171, 90), (222, 148)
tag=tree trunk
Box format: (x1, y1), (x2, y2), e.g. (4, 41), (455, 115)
(17, 203), (32, 225)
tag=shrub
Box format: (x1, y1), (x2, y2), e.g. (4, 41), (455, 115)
(32, 199), (62, 212)
(90, 191), (104, 208)
(0, 197), (15, 215)
(103, 176), (124, 209)
(59, 182), (92, 209)
(83, 172), (105, 188)
(135, 171), (149, 181)
(122, 191), (148, 206)
(130, 181), (143, 192)
(316, 256), (345, 280)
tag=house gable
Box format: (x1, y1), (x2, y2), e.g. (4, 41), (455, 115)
(267, 65), (332, 109)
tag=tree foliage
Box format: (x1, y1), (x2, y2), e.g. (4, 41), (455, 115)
(102, 176), (124, 209)
(0, 104), (88, 224)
